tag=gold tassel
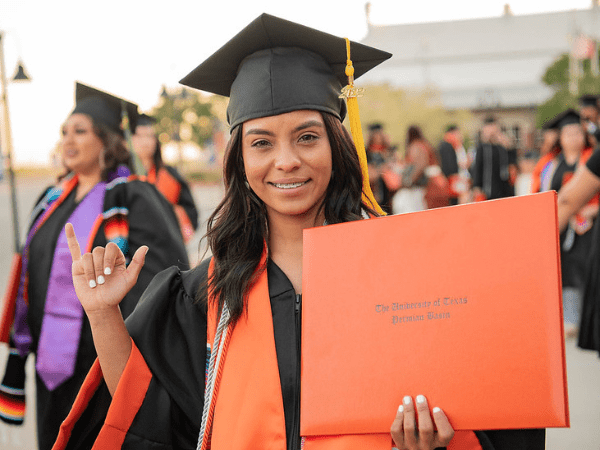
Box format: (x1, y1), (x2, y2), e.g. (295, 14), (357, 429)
(341, 38), (386, 216)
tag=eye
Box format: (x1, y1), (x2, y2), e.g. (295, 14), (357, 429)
(251, 139), (272, 149)
(299, 133), (318, 143)
(75, 128), (88, 134)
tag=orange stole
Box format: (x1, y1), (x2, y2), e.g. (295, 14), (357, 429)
(148, 166), (194, 242)
(0, 254), (22, 344)
(207, 257), (286, 450)
(207, 259), (481, 450)
(148, 166), (181, 205)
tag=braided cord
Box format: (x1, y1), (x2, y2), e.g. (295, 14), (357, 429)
(197, 304), (232, 450)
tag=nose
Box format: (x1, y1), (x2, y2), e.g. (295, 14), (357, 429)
(61, 129), (74, 146)
(274, 143), (301, 172)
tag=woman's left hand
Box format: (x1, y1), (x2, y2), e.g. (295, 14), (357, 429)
(390, 395), (454, 450)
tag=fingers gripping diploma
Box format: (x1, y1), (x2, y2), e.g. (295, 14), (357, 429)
(65, 223), (148, 314)
(390, 396), (454, 450)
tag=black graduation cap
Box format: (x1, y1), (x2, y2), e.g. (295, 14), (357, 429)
(543, 109), (581, 131)
(179, 13), (392, 129)
(71, 82), (139, 136)
(136, 113), (157, 128)
(579, 94), (599, 108)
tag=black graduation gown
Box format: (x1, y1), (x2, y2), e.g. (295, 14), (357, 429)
(9, 178), (189, 450)
(438, 140), (459, 179)
(579, 151), (600, 355)
(471, 143), (514, 200)
(549, 156), (593, 290)
(56, 260), (544, 450)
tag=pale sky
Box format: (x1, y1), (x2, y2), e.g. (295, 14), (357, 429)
(0, 0), (594, 165)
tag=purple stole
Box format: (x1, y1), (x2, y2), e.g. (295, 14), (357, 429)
(13, 179), (106, 391)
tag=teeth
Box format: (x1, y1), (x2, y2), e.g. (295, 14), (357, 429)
(273, 181), (306, 189)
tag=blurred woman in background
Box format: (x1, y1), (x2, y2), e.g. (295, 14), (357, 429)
(0, 83), (188, 450)
(132, 114), (199, 243)
(531, 109), (598, 338)
(392, 125), (439, 214)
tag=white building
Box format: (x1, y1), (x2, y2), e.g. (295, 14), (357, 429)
(360, 2), (600, 149)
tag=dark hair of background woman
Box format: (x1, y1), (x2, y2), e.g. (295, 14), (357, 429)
(198, 112), (378, 323)
(406, 125), (426, 147)
(59, 118), (133, 181)
(151, 134), (164, 170)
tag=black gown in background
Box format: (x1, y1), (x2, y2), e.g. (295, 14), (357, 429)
(471, 143), (514, 200)
(550, 155), (593, 292)
(579, 151), (600, 355)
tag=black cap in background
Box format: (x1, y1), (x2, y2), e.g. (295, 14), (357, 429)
(579, 94), (599, 109)
(71, 82), (139, 136)
(543, 108), (581, 131)
(135, 113), (157, 129)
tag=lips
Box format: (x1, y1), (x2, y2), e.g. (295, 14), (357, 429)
(63, 149), (79, 158)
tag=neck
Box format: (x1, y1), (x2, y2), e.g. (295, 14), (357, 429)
(76, 171), (102, 200)
(267, 210), (325, 294)
(142, 158), (154, 173)
(562, 146), (581, 165)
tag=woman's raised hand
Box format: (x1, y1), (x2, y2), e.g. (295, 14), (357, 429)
(65, 223), (148, 315)
(390, 395), (454, 450)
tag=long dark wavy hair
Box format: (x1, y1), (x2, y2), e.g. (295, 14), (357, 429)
(59, 116), (133, 181)
(198, 111), (377, 324)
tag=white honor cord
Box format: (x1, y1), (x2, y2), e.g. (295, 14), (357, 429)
(196, 304), (231, 450)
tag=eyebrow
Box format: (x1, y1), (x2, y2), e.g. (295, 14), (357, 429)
(244, 119), (324, 137)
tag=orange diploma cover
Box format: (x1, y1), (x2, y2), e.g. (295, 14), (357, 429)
(301, 192), (569, 435)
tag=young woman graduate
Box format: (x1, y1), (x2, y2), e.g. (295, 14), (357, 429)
(132, 114), (199, 242)
(531, 109), (599, 338)
(0, 82), (189, 450)
(52, 14), (544, 450)
(557, 123), (600, 357)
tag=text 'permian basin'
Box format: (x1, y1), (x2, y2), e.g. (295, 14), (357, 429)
(374, 297), (469, 325)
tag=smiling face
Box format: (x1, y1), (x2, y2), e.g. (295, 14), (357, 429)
(241, 110), (333, 224)
(61, 113), (104, 177)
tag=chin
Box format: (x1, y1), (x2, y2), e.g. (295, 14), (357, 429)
(270, 202), (324, 220)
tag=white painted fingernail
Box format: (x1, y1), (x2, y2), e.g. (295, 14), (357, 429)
(104, 267), (111, 275)
(397, 405), (404, 413)
(89, 280), (97, 288)
(403, 396), (412, 405)
(433, 407), (441, 413)
(97, 275), (105, 285)
(416, 395), (425, 404)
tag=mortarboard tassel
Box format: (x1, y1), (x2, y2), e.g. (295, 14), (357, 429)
(341, 38), (386, 216)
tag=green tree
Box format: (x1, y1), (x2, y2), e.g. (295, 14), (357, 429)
(151, 87), (222, 148)
(537, 50), (600, 127)
(541, 54), (569, 89)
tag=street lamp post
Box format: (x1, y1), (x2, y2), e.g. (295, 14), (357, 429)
(0, 31), (31, 253)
